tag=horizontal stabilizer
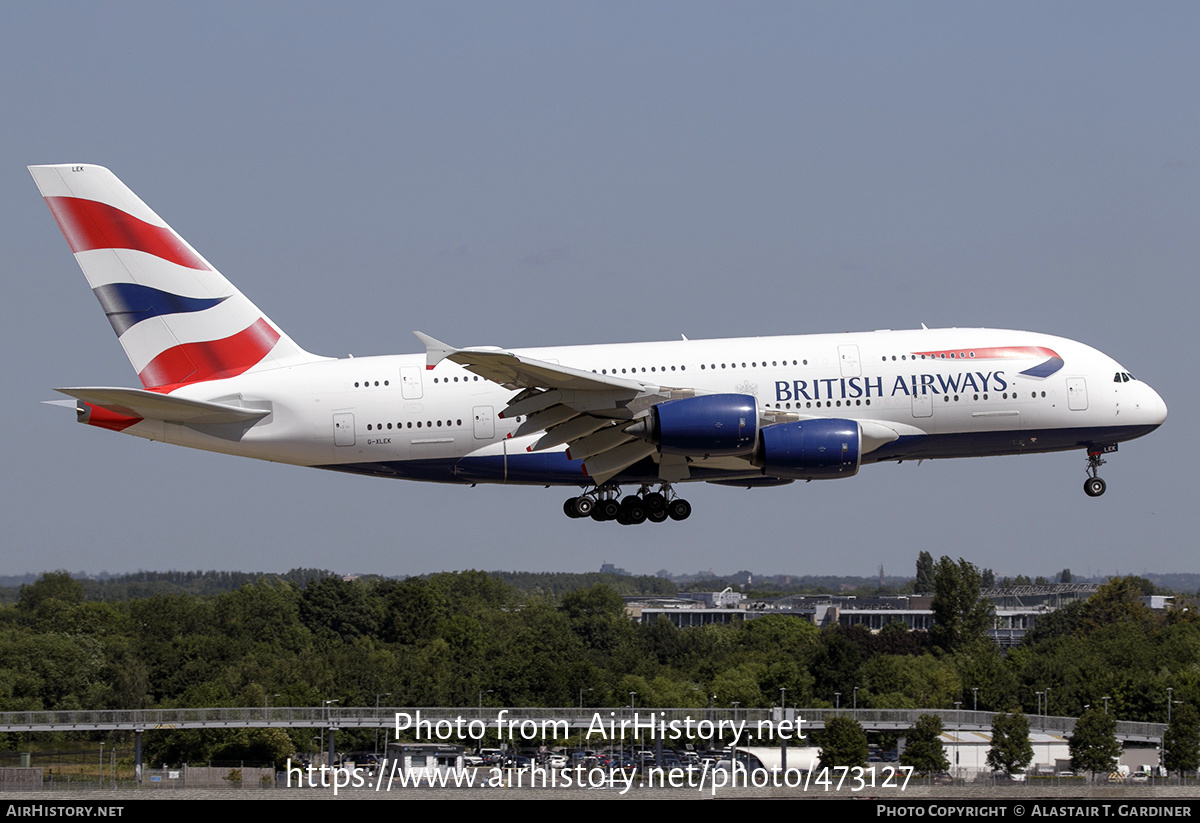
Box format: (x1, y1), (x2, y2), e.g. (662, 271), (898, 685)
(55, 387), (269, 424)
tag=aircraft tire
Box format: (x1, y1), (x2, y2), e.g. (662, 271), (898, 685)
(1084, 477), (1106, 497)
(647, 508), (668, 523)
(643, 492), (667, 513)
(621, 496), (648, 525)
(667, 499), (692, 521)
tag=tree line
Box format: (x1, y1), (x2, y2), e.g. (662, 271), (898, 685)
(0, 559), (1196, 768)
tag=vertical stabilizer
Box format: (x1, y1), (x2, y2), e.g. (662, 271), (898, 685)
(29, 164), (326, 391)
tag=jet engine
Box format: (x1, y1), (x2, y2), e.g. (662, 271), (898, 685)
(755, 418), (862, 479)
(628, 394), (758, 456)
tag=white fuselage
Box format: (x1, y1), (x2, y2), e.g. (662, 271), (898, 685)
(128, 326), (1166, 488)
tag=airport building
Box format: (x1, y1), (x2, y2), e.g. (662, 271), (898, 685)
(623, 584), (1169, 647)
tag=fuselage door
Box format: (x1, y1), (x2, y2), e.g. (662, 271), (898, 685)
(1067, 378), (1088, 411)
(333, 413), (355, 446)
(400, 366), (423, 400)
(911, 392), (932, 418)
(473, 406), (495, 440)
(838, 345), (861, 378)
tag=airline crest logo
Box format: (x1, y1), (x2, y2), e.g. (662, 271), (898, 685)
(911, 346), (1064, 379)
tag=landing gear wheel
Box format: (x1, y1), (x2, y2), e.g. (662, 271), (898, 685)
(1084, 477), (1106, 497)
(564, 499), (579, 518)
(642, 492), (667, 513)
(621, 496), (648, 525)
(667, 498), (692, 521)
(571, 496), (594, 517)
(647, 508), (668, 523)
(595, 498), (621, 521)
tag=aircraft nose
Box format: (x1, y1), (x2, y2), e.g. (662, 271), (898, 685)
(1139, 383), (1168, 427)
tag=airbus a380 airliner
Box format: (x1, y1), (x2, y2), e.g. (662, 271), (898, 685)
(30, 164), (1167, 524)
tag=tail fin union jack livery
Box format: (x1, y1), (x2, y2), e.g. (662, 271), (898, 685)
(30, 164), (1167, 524)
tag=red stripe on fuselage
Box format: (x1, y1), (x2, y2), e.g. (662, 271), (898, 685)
(137, 318), (281, 389)
(43, 196), (210, 271)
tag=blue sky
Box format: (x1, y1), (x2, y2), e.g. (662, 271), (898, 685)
(2, 3), (1195, 580)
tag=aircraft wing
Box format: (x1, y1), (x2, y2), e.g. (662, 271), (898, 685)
(415, 332), (697, 484)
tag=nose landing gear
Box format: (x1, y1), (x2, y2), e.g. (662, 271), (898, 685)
(1084, 446), (1110, 497)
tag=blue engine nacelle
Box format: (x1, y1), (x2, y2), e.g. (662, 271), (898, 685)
(757, 418), (861, 479)
(646, 394), (759, 456)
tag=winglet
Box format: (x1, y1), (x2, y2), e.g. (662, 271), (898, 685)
(413, 331), (457, 370)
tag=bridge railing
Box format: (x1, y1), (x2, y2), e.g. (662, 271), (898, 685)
(0, 706), (1167, 741)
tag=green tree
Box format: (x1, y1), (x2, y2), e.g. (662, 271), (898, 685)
(1079, 577), (1157, 634)
(987, 710), (1033, 776)
(1069, 706), (1120, 778)
(915, 552), (935, 594)
(17, 571), (85, 612)
(901, 713), (950, 774)
(299, 576), (380, 639)
(819, 716), (868, 768)
(1163, 704), (1200, 778)
(931, 557), (994, 652)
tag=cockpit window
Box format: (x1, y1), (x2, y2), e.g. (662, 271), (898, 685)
(1113, 372), (1135, 383)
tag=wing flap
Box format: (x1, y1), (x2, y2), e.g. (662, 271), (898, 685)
(567, 423), (636, 462)
(513, 404), (580, 438)
(583, 441), (658, 485)
(528, 415), (610, 452)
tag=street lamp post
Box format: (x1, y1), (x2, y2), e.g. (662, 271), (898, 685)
(779, 687), (789, 772)
(375, 693), (391, 755)
(954, 702), (962, 780)
(324, 699), (339, 767)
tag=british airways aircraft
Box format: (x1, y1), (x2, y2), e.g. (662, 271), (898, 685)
(30, 164), (1167, 524)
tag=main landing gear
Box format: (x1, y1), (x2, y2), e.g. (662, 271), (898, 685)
(563, 484), (692, 524)
(1084, 447), (1108, 497)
